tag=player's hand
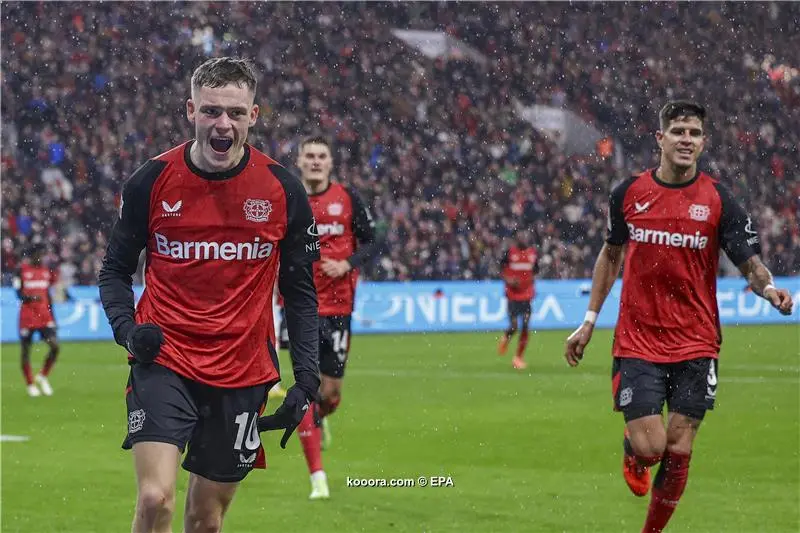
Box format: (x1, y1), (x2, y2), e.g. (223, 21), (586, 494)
(764, 287), (794, 316)
(564, 322), (594, 367)
(257, 386), (311, 449)
(321, 258), (351, 278)
(126, 323), (164, 363)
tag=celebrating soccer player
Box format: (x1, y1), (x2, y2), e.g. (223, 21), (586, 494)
(497, 229), (538, 370)
(564, 100), (794, 533)
(13, 245), (61, 397)
(98, 57), (321, 533)
(291, 136), (380, 500)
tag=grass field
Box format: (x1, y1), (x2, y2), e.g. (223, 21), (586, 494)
(1, 325), (798, 532)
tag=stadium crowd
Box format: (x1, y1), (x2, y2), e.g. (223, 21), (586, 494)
(2, 2), (798, 287)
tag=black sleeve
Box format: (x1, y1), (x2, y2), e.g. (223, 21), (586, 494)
(271, 164), (321, 397)
(533, 251), (539, 275)
(714, 181), (761, 266)
(345, 186), (379, 269)
(98, 160), (165, 346)
(500, 249), (510, 268)
(605, 177), (635, 245)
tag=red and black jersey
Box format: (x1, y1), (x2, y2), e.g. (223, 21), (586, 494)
(606, 169), (761, 363)
(14, 263), (56, 329)
(99, 142), (321, 389)
(308, 181), (377, 316)
(500, 246), (537, 301)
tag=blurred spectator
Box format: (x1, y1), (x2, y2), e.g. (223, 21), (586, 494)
(1, 2), (798, 285)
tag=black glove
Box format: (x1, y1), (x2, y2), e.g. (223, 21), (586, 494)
(257, 385), (312, 449)
(21, 295), (41, 303)
(125, 323), (164, 363)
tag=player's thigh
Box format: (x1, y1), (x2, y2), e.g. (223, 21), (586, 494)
(665, 411), (702, 453)
(132, 441), (182, 494)
(123, 363), (198, 452)
(666, 357), (718, 422)
(185, 472), (238, 526)
(40, 327), (58, 345)
(19, 328), (33, 345)
(520, 304), (532, 329)
(612, 357), (668, 422)
(319, 315), (351, 379)
(182, 381), (270, 483)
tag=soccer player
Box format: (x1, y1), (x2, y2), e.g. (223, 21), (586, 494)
(292, 136), (379, 500)
(98, 57), (321, 533)
(13, 245), (60, 397)
(497, 229), (538, 370)
(564, 100), (794, 533)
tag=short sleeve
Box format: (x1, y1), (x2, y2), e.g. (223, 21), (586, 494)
(714, 181), (761, 265)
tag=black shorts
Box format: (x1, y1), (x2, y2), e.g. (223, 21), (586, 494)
(508, 300), (532, 319)
(122, 363), (272, 483)
(612, 357), (718, 422)
(19, 327), (57, 343)
(319, 315), (351, 379)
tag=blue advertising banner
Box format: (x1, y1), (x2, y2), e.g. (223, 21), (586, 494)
(1, 278), (798, 342)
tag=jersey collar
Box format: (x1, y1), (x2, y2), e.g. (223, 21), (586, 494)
(184, 141), (251, 181)
(650, 168), (700, 189)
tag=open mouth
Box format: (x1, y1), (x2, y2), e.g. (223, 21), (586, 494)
(210, 137), (234, 154)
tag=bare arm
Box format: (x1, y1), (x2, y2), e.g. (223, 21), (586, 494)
(738, 255), (794, 315)
(564, 243), (625, 366)
(587, 243), (626, 316)
(738, 255), (774, 296)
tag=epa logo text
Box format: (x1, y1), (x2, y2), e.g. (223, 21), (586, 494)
(429, 476), (454, 487)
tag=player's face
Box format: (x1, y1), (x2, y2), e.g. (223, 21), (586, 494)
(186, 83), (259, 173)
(656, 116), (705, 170)
(297, 143), (333, 185)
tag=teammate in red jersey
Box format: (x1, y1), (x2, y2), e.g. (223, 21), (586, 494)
(291, 136), (379, 499)
(497, 230), (538, 370)
(98, 57), (321, 533)
(564, 100), (794, 533)
(13, 245), (60, 397)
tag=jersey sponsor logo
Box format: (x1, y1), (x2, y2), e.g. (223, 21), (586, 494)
(634, 201), (651, 213)
(317, 222), (346, 236)
(688, 204), (710, 221)
(243, 199), (272, 223)
(154, 232), (274, 261)
(626, 223), (709, 249)
(327, 202), (344, 216)
(509, 262), (534, 271)
(22, 280), (49, 289)
(161, 200), (182, 217)
(307, 220), (319, 237)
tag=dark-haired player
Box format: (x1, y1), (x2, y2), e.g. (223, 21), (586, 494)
(291, 136), (379, 500)
(13, 246), (60, 397)
(99, 57), (321, 533)
(564, 100), (793, 533)
(497, 230), (538, 370)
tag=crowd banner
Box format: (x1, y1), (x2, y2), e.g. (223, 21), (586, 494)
(1, 278), (798, 342)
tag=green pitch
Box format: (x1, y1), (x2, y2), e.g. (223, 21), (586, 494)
(2, 325), (798, 532)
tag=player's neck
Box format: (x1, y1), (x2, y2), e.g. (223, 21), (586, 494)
(303, 178), (330, 195)
(656, 162), (697, 185)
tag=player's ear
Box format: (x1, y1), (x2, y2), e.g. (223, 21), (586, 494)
(186, 99), (196, 123)
(249, 104), (259, 127)
(655, 130), (664, 150)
